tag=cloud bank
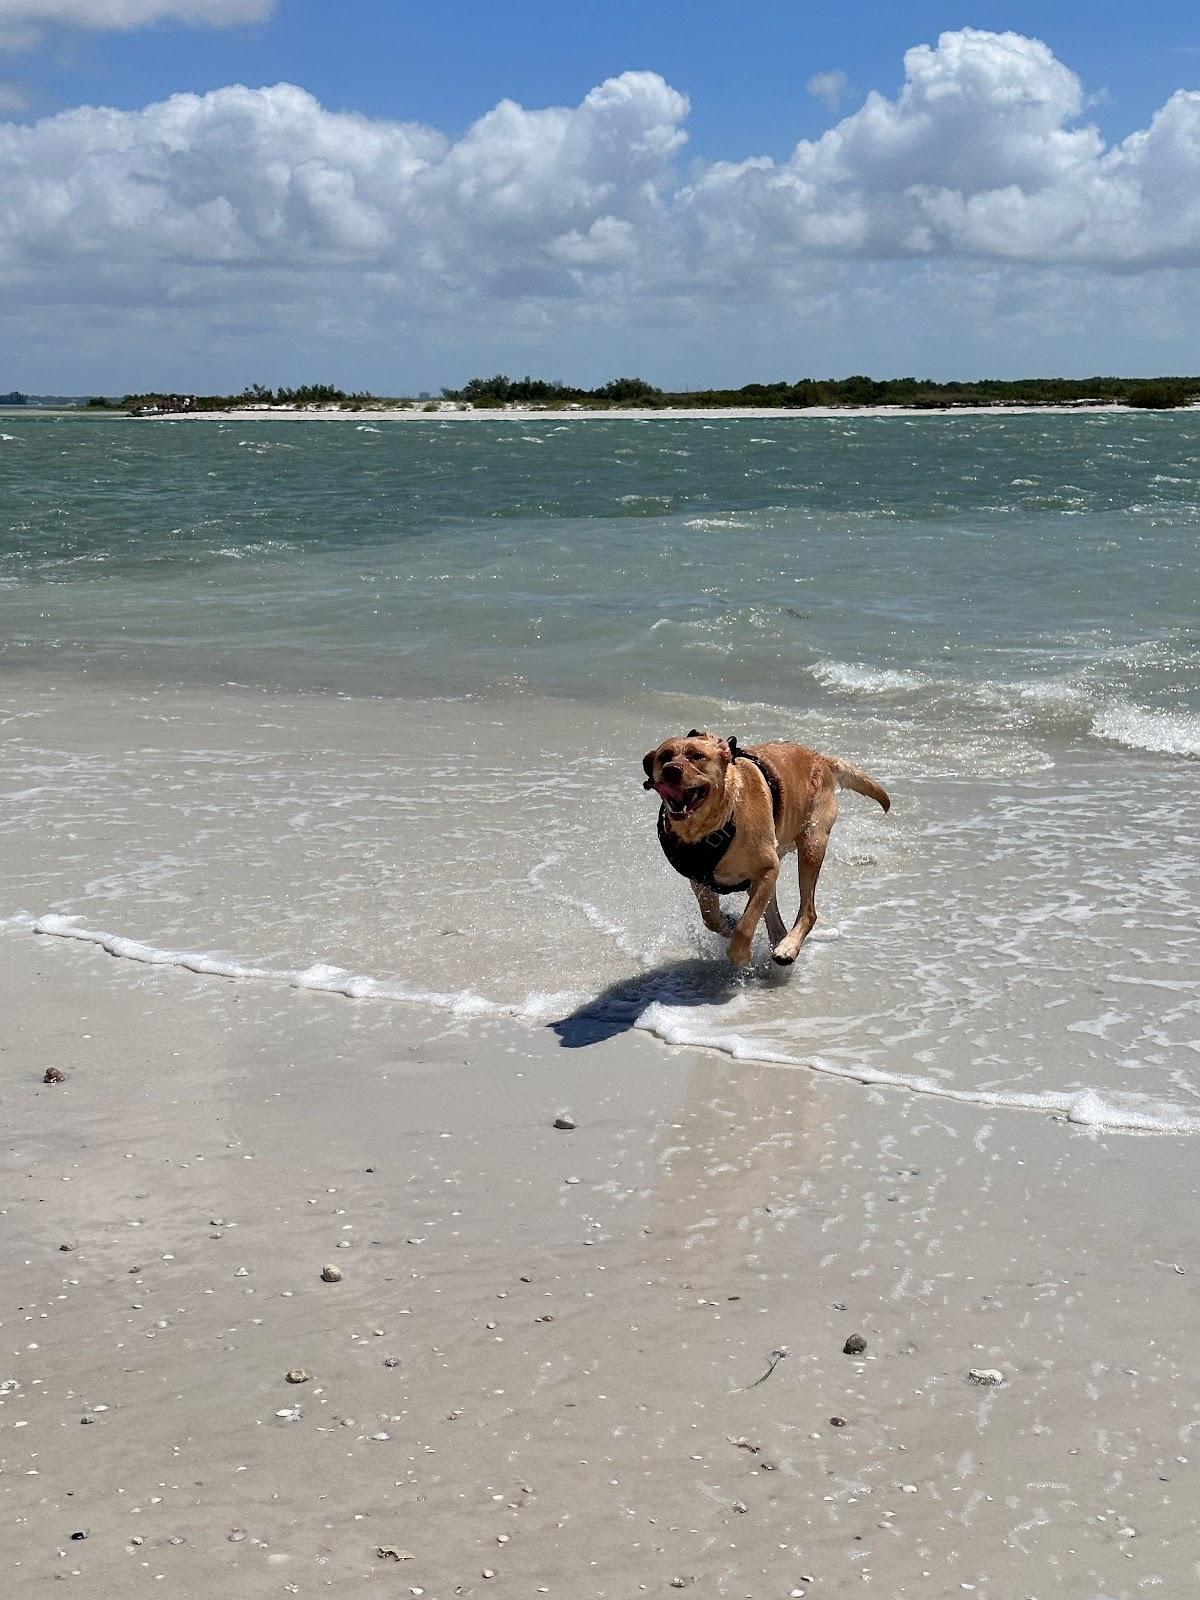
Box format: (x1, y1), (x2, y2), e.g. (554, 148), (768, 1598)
(0, 0), (272, 50)
(2, 28), (1199, 384)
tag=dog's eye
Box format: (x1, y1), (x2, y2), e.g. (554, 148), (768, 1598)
(685, 748), (703, 761)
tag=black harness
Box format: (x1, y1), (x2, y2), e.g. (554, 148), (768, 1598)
(655, 737), (782, 894)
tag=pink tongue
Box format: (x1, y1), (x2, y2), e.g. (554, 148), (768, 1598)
(654, 780), (686, 803)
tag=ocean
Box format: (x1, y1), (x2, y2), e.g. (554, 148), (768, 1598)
(2, 410), (1197, 1131)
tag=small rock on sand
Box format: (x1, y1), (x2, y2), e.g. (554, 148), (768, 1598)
(320, 1264), (342, 1283)
(967, 1368), (1005, 1386)
(843, 1334), (867, 1355)
(285, 1369), (310, 1384)
(43, 1067), (66, 1084)
(553, 1113), (577, 1130)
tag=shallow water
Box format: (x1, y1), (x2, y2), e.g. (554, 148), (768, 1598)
(1, 413), (1197, 1131)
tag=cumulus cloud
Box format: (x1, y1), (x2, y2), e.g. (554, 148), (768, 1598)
(1, 28), (1199, 383)
(0, 72), (688, 310)
(0, 0), (272, 51)
(680, 29), (1200, 276)
(806, 70), (847, 113)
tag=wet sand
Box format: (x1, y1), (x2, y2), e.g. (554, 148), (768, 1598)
(5, 919), (1198, 1598)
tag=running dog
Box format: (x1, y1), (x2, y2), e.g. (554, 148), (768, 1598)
(642, 729), (890, 967)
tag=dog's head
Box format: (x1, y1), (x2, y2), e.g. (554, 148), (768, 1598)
(642, 728), (731, 821)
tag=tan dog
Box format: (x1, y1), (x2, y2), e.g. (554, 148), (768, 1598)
(643, 729), (890, 967)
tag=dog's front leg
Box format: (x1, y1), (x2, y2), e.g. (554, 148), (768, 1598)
(691, 882), (734, 937)
(728, 862), (780, 968)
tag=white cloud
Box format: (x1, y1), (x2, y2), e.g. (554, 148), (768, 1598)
(677, 30), (1200, 280)
(0, 78), (26, 111)
(0, 0), (272, 51)
(2, 29), (1200, 386)
(806, 70), (847, 113)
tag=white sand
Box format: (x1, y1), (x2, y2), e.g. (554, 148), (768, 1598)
(143, 401), (1139, 423)
(3, 685), (1197, 1596)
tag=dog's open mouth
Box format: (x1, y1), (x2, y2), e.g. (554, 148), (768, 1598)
(655, 781), (708, 819)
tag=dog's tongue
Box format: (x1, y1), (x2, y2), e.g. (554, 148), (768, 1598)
(653, 780), (686, 804)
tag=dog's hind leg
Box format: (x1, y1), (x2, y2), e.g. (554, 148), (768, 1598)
(764, 892), (787, 947)
(772, 791), (837, 965)
(691, 882), (734, 937)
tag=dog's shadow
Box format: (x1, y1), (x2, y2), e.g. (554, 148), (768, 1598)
(549, 955), (759, 1048)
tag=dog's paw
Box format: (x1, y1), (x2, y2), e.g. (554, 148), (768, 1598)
(728, 938), (753, 968)
(771, 948), (796, 967)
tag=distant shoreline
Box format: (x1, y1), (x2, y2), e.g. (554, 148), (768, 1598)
(113, 400), (1186, 422)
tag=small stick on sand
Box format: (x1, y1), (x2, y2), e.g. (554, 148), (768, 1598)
(744, 1347), (790, 1390)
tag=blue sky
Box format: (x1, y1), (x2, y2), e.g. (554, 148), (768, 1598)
(3, 1), (1200, 391)
(17, 2), (1200, 156)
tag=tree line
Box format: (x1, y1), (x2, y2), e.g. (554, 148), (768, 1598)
(441, 373), (1200, 410)
(99, 373), (1200, 413)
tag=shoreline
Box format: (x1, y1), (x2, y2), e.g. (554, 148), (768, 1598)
(12, 400), (1193, 423)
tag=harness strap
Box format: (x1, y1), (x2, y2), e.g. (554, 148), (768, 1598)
(727, 738), (783, 824)
(656, 807), (747, 893)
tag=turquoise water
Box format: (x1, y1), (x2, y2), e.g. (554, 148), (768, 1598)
(1, 411), (1197, 756)
(2, 411), (1198, 1133)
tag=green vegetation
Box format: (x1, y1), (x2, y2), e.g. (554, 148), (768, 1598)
(121, 382), (379, 413)
(443, 372), (1200, 410)
(1123, 380), (1195, 410)
(112, 373), (1200, 415)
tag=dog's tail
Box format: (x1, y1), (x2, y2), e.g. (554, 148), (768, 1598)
(831, 757), (890, 812)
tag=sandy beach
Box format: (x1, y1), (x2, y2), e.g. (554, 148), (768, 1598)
(3, 678), (1198, 1598)
(7, 882), (1199, 1598)
(136, 402), (1137, 424)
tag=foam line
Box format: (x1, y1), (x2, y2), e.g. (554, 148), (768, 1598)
(630, 1006), (1200, 1135)
(10, 912), (1200, 1135)
(23, 913), (573, 1022)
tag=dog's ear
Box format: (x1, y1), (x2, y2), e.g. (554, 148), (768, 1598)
(715, 736), (731, 765)
(642, 749), (657, 790)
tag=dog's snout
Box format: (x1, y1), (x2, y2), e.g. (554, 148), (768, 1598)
(661, 762), (682, 780)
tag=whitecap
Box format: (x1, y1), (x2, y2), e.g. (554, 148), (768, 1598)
(1091, 702), (1200, 758)
(811, 659), (926, 694)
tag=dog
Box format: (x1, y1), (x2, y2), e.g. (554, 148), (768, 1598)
(643, 729), (889, 968)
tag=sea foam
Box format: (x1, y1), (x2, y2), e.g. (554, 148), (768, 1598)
(632, 1002), (1200, 1135)
(1090, 701), (1200, 758)
(12, 912), (1200, 1136)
